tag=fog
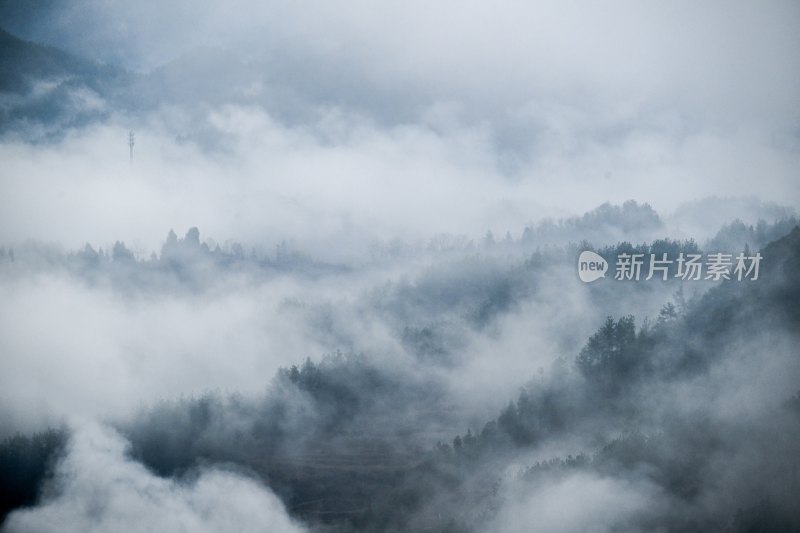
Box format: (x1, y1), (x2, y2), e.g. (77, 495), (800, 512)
(1, 1), (799, 532)
(3, 423), (305, 533)
(490, 472), (658, 533)
(1, 111), (798, 254)
(2, 1), (800, 252)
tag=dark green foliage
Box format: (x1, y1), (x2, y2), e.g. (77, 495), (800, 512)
(730, 499), (798, 533)
(435, 226), (800, 531)
(575, 315), (641, 394)
(522, 201), (663, 245)
(0, 428), (67, 523)
(519, 453), (590, 482)
(381, 255), (531, 328)
(120, 352), (458, 530)
(2, 227), (797, 531)
(594, 238), (701, 280)
(708, 217), (799, 254)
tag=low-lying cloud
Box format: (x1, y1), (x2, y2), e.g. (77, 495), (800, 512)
(490, 472), (658, 533)
(2, 422), (306, 533)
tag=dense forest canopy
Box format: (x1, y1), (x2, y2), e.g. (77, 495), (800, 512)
(2, 224), (798, 532)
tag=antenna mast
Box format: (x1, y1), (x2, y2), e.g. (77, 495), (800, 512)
(129, 131), (135, 165)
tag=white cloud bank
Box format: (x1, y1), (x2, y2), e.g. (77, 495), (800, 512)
(2, 423), (306, 533)
(490, 472), (658, 533)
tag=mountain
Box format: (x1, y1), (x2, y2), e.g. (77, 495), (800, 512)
(0, 27), (130, 137)
(2, 226), (798, 531)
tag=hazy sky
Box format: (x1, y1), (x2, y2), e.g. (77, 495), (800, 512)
(0, 1), (798, 252)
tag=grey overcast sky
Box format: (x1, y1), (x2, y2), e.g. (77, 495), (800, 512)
(0, 0), (798, 250)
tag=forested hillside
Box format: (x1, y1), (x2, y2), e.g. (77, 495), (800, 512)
(3, 226), (797, 532)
